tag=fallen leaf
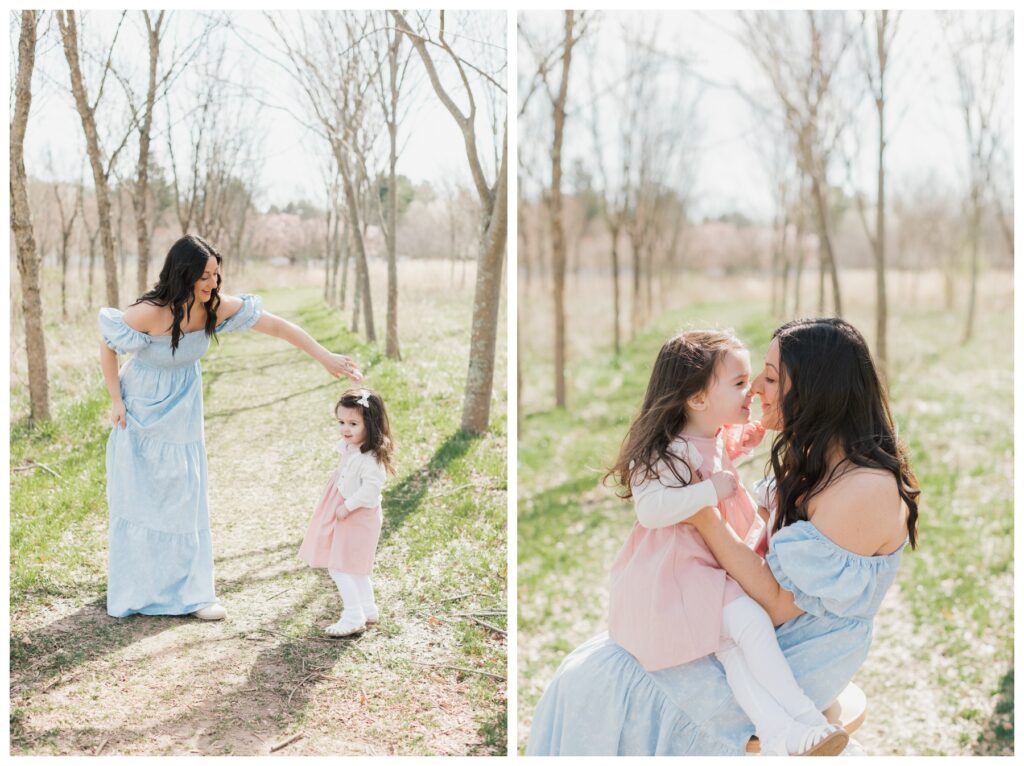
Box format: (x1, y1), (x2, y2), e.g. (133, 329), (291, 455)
(428, 616), (442, 626)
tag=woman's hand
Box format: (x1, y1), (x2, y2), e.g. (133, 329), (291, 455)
(110, 400), (127, 429)
(321, 352), (362, 383)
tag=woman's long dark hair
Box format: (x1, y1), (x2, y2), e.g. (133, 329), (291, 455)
(607, 329), (743, 496)
(769, 318), (920, 548)
(337, 388), (396, 475)
(133, 234), (222, 352)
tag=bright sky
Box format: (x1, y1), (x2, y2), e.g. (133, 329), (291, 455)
(519, 10), (1014, 222)
(20, 10), (507, 210)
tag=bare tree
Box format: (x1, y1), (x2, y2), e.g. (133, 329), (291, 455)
(57, 10), (131, 308)
(126, 11), (165, 296)
(942, 11), (1012, 343)
(523, 11), (587, 407)
(11, 10), (49, 422)
(741, 11), (854, 317)
(847, 10), (899, 373)
(393, 10), (507, 434)
(52, 181), (81, 319)
(266, 11), (378, 341)
(369, 12), (415, 360)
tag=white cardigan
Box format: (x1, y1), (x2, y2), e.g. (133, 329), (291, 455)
(334, 442), (387, 513)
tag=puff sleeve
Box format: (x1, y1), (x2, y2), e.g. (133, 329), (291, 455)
(98, 308), (152, 354)
(215, 294), (263, 333)
(765, 521), (905, 621)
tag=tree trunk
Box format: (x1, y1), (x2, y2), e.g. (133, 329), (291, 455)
(324, 194), (333, 304)
(87, 231), (98, 309)
(59, 10), (119, 308)
(384, 31), (401, 360)
(460, 132), (508, 433)
(809, 171), (842, 316)
(609, 222), (622, 356)
(335, 146), (375, 342)
(339, 223), (351, 310)
(873, 95), (888, 373)
(962, 191), (981, 344)
(11, 10), (50, 422)
(549, 11), (574, 409)
(629, 229), (642, 338)
(134, 11), (161, 298)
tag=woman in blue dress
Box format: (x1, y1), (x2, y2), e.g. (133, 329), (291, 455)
(99, 234), (361, 620)
(526, 318), (920, 755)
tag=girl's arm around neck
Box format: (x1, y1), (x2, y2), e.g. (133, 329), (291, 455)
(688, 507), (803, 626)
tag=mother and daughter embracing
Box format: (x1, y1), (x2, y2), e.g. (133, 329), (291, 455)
(528, 319), (920, 756)
(99, 234), (395, 638)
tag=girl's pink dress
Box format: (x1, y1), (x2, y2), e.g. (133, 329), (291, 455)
(298, 462), (383, 576)
(607, 425), (762, 672)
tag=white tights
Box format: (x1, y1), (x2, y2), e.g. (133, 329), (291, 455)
(715, 596), (825, 747)
(328, 569), (377, 621)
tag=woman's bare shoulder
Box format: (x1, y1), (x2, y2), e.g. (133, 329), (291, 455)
(809, 467), (906, 555)
(216, 294), (243, 322)
(121, 301), (164, 334)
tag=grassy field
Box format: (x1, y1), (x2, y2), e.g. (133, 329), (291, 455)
(517, 268), (1013, 755)
(10, 260), (507, 755)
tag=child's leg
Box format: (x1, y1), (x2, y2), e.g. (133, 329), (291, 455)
(721, 595), (825, 726)
(354, 575), (377, 618)
(328, 569), (366, 622)
(716, 645), (844, 755)
(714, 642), (794, 743)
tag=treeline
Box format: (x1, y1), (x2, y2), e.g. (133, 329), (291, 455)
(519, 10), (1013, 409)
(11, 10), (507, 434)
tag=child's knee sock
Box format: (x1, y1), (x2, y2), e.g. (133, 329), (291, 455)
(715, 643), (793, 742)
(328, 569), (365, 621)
(354, 575), (377, 613)
(721, 596), (824, 725)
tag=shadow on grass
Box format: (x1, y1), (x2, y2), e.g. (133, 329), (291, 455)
(11, 578), (371, 756)
(10, 537), (319, 726)
(379, 429), (481, 544)
(974, 669), (1013, 755)
(205, 380), (338, 420)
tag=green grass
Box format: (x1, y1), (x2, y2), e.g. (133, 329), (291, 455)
(10, 280), (507, 756)
(517, 291), (1012, 755)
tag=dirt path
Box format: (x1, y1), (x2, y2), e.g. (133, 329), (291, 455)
(11, 287), (506, 755)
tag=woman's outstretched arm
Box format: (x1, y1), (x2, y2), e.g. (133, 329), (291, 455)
(687, 507), (803, 626)
(250, 311), (362, 382)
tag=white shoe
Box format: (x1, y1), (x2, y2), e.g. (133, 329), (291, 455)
(364, 607), (379, 624)
(326, 612), (366, 637)
(792, 724), (849, 756)
(192, 603), (226, 621)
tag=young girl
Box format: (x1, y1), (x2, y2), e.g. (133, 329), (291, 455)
(606, 330), (847, 757)
(299, 388), (395, 637)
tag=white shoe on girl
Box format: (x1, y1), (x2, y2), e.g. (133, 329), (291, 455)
(326, 610), (366, 637)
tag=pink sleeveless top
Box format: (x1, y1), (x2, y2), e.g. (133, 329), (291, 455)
(607, 425), (762, 672)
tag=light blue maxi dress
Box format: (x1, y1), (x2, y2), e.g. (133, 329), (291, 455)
(99, 294), (263, 618)
(526, 520), (906, 755)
